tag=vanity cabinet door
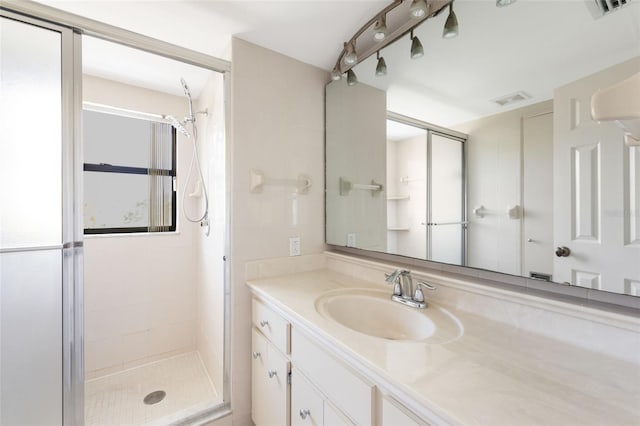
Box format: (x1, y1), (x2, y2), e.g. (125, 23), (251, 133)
(291, 370), (324, 426)
(380, 396), (428, 426)
(252, 328), (269, 426)
(324, 401), (355, 426)
(252, 328), (291, 426)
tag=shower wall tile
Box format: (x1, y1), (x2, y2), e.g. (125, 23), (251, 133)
(83, 76), (199, 377)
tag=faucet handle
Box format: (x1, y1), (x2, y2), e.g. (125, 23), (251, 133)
(387, 280), (402, 296)
(414, 281), (437, 303)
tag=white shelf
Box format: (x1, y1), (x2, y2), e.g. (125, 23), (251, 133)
(386, 195), (410, 201)
(387, 227), (410, 231)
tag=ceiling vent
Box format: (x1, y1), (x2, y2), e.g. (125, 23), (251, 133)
(586, 0), (630, 19)
(492, 91), (531, 107)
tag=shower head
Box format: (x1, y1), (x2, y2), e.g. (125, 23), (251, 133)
(180, 77), (195, 122)
(163, 115), (190, 138)
(180, 77), (191, 98)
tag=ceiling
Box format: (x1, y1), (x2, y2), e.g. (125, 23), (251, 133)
(33, 0), (640, 124)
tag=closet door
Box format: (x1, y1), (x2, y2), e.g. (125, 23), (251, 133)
(0, 13), (78, 426)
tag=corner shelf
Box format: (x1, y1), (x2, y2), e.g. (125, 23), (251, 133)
(387, 195), (410, 201)
(387, 227), (410, 231)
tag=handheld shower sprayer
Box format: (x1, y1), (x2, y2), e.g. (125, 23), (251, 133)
(180, 77), (195, 122)
(173, 78), (210, 234)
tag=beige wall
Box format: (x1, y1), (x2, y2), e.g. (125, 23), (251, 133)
(83, 75), (199, 377)
(455, 100), (552, 276)
(227, 38), (327, 425)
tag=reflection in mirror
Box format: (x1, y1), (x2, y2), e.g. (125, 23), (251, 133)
(325, 0), (640, 297)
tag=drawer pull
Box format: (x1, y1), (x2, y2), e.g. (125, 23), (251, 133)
(252, 351), (261, 359)
(268, 370), (277, 379)
(259, 320), (269, 327)
(299, 409), (311, 420)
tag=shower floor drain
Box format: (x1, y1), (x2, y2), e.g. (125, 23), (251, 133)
(143, 390), (166, 405)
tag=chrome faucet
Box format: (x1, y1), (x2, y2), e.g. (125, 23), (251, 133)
(385, 269), (436, 308)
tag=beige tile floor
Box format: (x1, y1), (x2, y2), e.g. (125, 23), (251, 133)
(85, 351), (220, 425)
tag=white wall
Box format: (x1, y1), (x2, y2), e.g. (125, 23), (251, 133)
(83, 75), (199, 378)
(455, 100), (552, 276)
(228, 38), (327, 425)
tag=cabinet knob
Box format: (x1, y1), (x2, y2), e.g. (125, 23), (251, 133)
(268, 370), (277, 379)
(299, 409), (311, 420)
(259, 320), (269, 328)
(252, 351), (261, 359)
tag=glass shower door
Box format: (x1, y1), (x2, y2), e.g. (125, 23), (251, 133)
(427, 132), (466, 265)
(1, 13), (80, 425)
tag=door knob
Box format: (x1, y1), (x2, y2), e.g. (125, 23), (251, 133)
(555, 246), (571, 257)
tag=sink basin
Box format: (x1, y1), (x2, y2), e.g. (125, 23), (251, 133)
(315, 288), (463, 343)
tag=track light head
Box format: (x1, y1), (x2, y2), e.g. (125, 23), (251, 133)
(410, 0), (429, 18)
(343, 41), (357, 65)
(442, 3), (459, 38)
(410, 31), (424, 59)
(373, 15), (387, 41)
(375, 52), (387, 76)
(346, 69), (358, 86)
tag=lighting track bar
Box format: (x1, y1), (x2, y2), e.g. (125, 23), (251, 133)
(332, 0), (453, 76)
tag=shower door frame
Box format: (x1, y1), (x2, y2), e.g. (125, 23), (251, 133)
(1, 2), (233, 425)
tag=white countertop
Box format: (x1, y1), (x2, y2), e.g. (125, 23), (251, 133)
(247, 268), (640, 425)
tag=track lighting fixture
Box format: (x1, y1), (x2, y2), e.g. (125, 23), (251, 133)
(332, 0), (453, 84)
(375, 51), (387, 76)
(410, 30), (424, 59)
(496, 0), (517, 6)
(373, 15), (387, 41)
(347, 69), (358, 86)
(343, 41), (357, 65)
(410, 0), (429, 18)
(442, 2), (459, 38)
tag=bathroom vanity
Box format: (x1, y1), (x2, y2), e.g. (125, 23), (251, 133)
(247, 253), (640, 425)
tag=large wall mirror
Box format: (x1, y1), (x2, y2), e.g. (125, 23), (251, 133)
(326, 0), (640, 298)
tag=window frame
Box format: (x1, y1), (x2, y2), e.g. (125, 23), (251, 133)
(83, 106), (177, 235)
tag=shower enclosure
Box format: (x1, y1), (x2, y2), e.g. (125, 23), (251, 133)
(386, 116), (467, 264)
(1, 4), (231, 425)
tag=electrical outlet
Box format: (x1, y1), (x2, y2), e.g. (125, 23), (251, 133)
(347, 233), (356, 247)
(289, 237), (301, 256)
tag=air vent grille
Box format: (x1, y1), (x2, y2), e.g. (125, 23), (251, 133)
(587, 0), (629, 18)
(492, 91), (531, 107)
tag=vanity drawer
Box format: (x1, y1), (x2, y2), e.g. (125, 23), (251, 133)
(292, 328), (374, 426)
(252, 298), (290, 354)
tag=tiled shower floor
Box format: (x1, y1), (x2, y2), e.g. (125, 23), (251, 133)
(85, 351), (219, 425)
